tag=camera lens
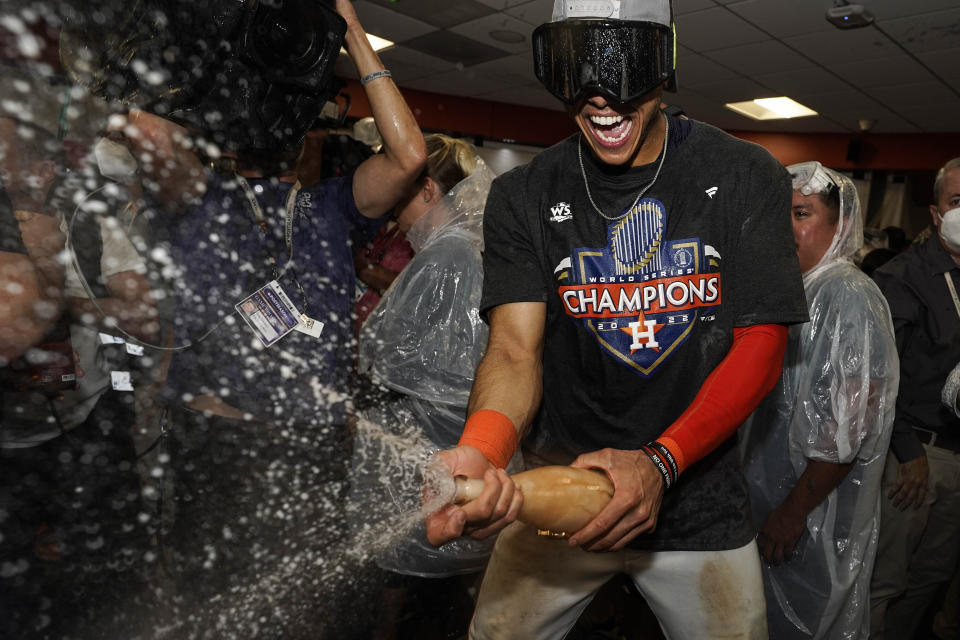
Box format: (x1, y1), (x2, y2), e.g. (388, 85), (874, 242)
(249, 0), (327, 74)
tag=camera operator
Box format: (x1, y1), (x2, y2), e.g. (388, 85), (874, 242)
(108, 1), (426, 634)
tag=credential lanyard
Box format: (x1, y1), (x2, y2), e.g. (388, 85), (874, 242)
(235, 174), (308, 313)
(945, 271), (960, 322)
(235, 174), (301, 264)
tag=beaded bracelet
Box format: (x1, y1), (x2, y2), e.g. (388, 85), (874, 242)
(360, 69), (392, 85)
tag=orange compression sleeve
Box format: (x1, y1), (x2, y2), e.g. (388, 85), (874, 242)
(642, 324), (788, 488)
(457, 409), (519, 470)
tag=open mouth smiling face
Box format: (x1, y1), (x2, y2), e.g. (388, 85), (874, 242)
(571, 87), (664, 168)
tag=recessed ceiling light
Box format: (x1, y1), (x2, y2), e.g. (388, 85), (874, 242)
(725, 97), (818, 120)
(365, 34), (395, 52)
(340, 33), (395, 55)
(489, 29), (525, 44)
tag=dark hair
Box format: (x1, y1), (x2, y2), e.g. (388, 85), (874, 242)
(421, 134), (478, 194)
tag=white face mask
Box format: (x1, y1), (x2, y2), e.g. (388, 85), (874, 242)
(94, 137), (138, 185)
(938, 207), (960, 254)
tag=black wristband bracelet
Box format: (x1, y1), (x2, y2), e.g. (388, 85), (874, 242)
(641, 441), (679, 489)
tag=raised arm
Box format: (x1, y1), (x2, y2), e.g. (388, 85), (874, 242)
(336, 0), (426, 218)
(425, 301), (545, 545)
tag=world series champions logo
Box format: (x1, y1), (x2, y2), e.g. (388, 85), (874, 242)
(555, 198), (721, 377)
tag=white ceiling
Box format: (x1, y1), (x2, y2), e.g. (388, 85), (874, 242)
(334, 0), (960, 134)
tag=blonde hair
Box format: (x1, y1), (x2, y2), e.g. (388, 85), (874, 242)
(423, 134), (478, 194)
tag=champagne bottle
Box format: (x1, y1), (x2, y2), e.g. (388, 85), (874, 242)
(453, 465), (613, 536)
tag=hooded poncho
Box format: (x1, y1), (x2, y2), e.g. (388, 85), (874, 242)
(742, 165), (899, 639)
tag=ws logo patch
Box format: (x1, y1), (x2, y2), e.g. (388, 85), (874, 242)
(549, 201), (573, 223)
(555, 198), (721, 377)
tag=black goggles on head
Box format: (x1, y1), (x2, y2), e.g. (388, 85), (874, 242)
(532, 19), (676, 105)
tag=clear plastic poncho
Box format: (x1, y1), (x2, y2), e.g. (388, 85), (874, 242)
(357, 158), (520, 577)
(741, 163), (900, 639)
(943, 362), (960, 419)
(360, 157), (495, 426)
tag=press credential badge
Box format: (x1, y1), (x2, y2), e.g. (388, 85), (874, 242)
(236, 280), (303, 347)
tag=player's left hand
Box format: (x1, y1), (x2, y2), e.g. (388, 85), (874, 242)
(757, 504), (805, 564)
(567, 448), (665, 552)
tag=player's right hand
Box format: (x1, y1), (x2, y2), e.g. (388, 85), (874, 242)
(425, 445), (522, 546)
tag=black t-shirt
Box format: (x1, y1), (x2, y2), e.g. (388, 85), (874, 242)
(480, 118), (808, 551)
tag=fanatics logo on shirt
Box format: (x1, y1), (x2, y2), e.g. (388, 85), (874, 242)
(555, 198), (722, 377)
(548, 201), (573, 223)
